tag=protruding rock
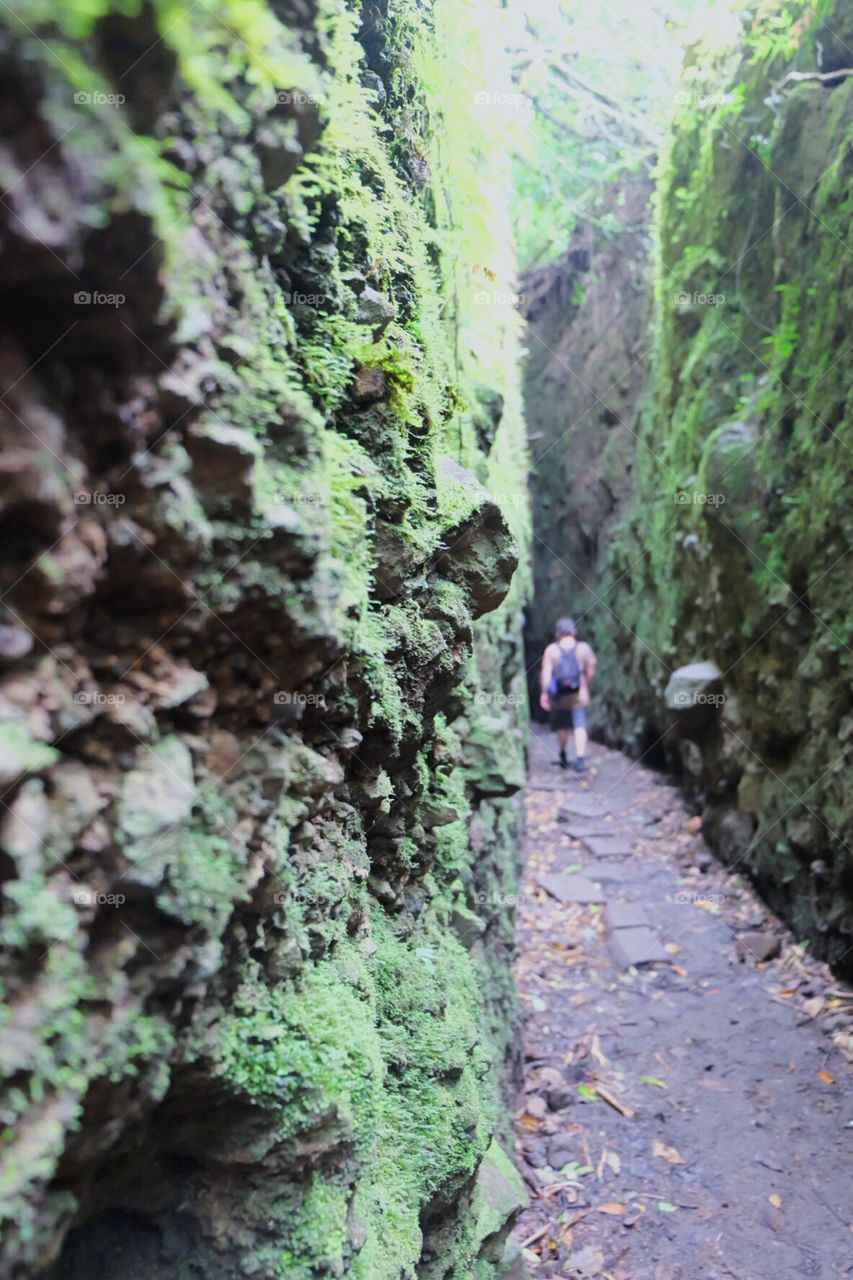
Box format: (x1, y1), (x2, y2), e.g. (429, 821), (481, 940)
(665, 660), (723, 712)
(469, 1141), (528, 1265)
(665, 660), (724, 739)
(434, 458), (518, 618)
(736, 930), (781, 963)
(356, 286), (396, 332)
(185, 422), (260, 508)
(351, 366), (387, 405)
(0, 624), (33, 664)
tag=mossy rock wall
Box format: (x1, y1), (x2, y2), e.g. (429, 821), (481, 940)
(0, 1), (530, 1275)
(583, 3), (853, 971)
(520, 173), (653, 708)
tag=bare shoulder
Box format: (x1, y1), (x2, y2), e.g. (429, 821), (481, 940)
(543, 641), (560, 662)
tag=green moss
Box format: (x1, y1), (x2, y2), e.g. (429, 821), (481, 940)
(0, 724), (59, 779)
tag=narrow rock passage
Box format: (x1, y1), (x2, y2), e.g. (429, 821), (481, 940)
(511, 729), (853, 1280)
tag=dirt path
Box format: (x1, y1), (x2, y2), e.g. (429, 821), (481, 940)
(511, 729), (853, 1280)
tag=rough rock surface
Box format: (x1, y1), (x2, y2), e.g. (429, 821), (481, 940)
(521, 171), (653, 702)
(0, 2), (529, 1276)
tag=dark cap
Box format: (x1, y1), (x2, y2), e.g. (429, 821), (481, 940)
(554, 617), (577, 637)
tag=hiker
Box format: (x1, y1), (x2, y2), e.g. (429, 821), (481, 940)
(539, 617), (597, 772)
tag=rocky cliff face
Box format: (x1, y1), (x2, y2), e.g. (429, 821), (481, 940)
(521, 173), (653, 706)
(525, 3), (853, 973)
(0, 1), (530, 1275)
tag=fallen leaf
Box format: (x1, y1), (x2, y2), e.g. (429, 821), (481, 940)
(605, 1150), (622, 1175)
(686, 816), (702, 833)
(664, 942), (682, 955)
(640, 1074), (668, 1090)
(657, 1201), (678, 1213)
(817, 1069), (835, 1084)
(597, 1201), (626, 1215)
(566, 1245), (605, 1276)
(563, 1208), (592, 1229)
(652, 1139), (684, 1165)
(801, 996), (824, 1019)
(763, 1207), (785, 1232)
(769, 1193), (782, 1208)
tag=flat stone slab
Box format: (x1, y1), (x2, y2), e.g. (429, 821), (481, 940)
(603, 900), (650, 932)
(589, 862), (636, 884)
(557, 816), (621, 837)
(537, 871), (606, 905)
(609, 926), (669, 969)
(558, 796), (609, 819)
(583, 835), (636, 858)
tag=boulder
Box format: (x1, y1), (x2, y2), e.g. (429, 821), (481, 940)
(356, 286), (396, 333)
(350, 366), (387, 405)
(665, 660), (724, 739)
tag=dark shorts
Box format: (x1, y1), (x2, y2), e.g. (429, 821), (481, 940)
(550, 704), (587, 731)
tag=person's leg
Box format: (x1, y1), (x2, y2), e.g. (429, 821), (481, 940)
(571, 707), (588, 772)
(551, 708), (571, 766)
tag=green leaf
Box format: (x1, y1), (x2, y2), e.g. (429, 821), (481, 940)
(640, 1074), (667, 1089)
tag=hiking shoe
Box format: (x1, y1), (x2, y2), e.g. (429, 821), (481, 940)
(572, 757), (588, 774)
(558, 750), (568, 769)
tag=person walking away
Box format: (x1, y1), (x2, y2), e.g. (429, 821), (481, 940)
(539, 617), (597, 772)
